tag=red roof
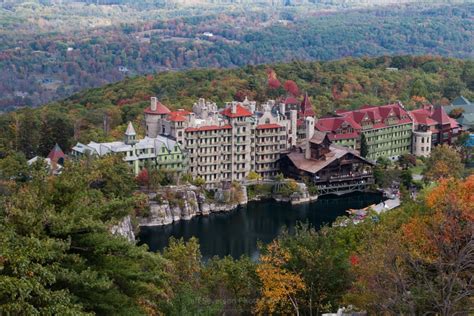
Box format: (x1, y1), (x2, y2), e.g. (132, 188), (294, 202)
(144, 99), (171, 115)
(339, 103), (410, 125)
(431, 106), (452, 125)
(168, 109), (190, 122)
(284, 96), (299, 105)
(327, 132), (359, 141)
(300, 93), (315, 117)
(316, 117), (361, 132)
(450, 118), (459, 129)
(47, 144), (65, 163)
(410, 106), (459, 129)
(256, 123), (283, 130)
(221, 104), (253, 118)
(410, 109), (437, 126)
(185, 125), (232, 132)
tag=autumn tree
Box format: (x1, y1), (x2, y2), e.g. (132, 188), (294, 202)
(345, 176), (474, 315)
(283, 80), (299, 96)
(424, 144), (464, 181)
(136, 168), (149, 187)
(255, 241), (306, 315)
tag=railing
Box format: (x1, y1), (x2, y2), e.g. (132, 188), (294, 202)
(313, 172), (373, 183)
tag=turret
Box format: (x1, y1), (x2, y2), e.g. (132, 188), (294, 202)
(144, 97), (171, 138)
(124, 122), (137, 145)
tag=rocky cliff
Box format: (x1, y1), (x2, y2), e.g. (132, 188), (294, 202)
(139, 185), (248, 227)
(138, 181), (316, 227)
(110, 215), (136, 242)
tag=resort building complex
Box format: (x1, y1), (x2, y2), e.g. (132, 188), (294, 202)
(72, 122), (186, 175)
(72, 94), (461, 187)
(143, 97), (300, 184)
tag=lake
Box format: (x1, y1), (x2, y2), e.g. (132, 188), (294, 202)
(139, 192), (383, 260)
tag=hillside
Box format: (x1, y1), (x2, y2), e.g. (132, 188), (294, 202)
(0, 55), (472, 159)
(0, 2), (472, 109)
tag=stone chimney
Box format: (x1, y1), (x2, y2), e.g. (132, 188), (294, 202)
(151, 97), (157, 111)
(231, 102), (237, 114)
(188, 112), (195, 126)
(279, 102), (286, 116)
(305, 117), (315, 160)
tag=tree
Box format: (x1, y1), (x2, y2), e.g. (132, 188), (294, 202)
(203, 256), (260, 314)
(345, 176), (474, 315)
(1, 157), (167, 315)
(283, 80), (299, 96)
(256, 241), (306, 315)
(398, 153), (416, 170)
(136, 168), (149, 187)
(247, 170), (262, 181)
(162, 238), (222, 315)
(360, 134), (368, 158)
(424, 145), (464, 181)
(448, 107), (465, 119)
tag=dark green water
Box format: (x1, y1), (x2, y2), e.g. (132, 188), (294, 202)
(139, 192), (383, 260)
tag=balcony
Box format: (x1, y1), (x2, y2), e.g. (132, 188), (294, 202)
(313, 172), (373, 184)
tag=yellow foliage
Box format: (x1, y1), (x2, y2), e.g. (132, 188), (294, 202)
(255, 241), (305, 314)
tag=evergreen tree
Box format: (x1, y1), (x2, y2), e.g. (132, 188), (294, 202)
(360, 134), (369, 158)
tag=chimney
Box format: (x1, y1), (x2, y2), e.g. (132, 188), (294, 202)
(188, 113), (195, 126)
(151, 97), (157, 111)
(279, 102), (286, 116)
(305, 117), (315, 160)
(231, 102), (237, 114)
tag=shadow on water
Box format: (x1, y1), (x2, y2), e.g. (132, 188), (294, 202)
(138, 192), (383, 260)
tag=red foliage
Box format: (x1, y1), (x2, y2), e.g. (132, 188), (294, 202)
(349, 254), (360, 266)
(283, 80), (299, 96)
(136, 168), (149, 187)
(266, 68), (281, 89)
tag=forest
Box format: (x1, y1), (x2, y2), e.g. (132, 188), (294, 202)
(0, 55), (472, 160)
(0, 1), (472, 109)
(0, 144), (472, 315)
(0, 50), (473, 314)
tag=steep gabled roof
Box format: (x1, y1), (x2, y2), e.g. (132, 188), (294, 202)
(431, 106), (452, 125)
(300, 93), (315, 117)
(125, 122), (136, 136)
(452, 96), (472, 106)
(47, 144), (65, 163)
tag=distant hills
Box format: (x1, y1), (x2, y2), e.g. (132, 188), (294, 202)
(0, 1), (472, 109)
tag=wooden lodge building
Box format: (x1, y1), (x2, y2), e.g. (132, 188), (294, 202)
(280, 125), (375, 195)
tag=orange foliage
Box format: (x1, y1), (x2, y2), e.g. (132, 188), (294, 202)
(255, 241), (305, 314)
(402, 176), (474, 260)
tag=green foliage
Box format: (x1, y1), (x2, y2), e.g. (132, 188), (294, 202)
(360, 133), (368, 158)
(424, 144), (464, 181)
(0, 157), (167, 315)
(1, 56), (473, 159)
(1, 3), (473, 109)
